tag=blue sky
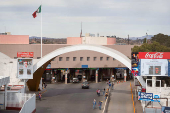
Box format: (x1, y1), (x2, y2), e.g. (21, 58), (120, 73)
(0, 0), (170, 38)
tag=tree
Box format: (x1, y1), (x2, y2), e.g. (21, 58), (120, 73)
(132, 41), (170, 52)
(151, 33), (170, 47)
(143, 38), (147, 43)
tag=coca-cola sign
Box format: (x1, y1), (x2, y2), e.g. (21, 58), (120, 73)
(139, 52), (170, 59)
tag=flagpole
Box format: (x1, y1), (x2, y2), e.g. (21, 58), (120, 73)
(41, 5), (42, 58)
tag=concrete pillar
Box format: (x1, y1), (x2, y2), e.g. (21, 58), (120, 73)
(124, 69), (127, 82)
(110, 68), (113, 81)
(4, 85), (7, 110)
(65, 70), (68, 84)
(152, 76), (156, 87)
(39, 78), (42, 90)
(96, 70), (98, 83)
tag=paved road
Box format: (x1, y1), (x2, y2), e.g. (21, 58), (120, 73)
(36, 82), (109, 113)
(108, 81), (133, 113)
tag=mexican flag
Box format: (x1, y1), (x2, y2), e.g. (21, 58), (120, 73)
(32, 5), (41, 18)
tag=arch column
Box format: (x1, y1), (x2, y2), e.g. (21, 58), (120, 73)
(96, 69), (98, 83)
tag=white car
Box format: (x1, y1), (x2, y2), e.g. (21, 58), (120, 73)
(73, 78), (79, 83)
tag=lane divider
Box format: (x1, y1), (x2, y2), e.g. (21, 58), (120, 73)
(130, 82), (136, 113)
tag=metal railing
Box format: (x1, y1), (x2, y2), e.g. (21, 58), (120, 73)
(19, 94), (36, 113)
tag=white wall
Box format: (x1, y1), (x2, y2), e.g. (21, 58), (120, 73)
(0, 52), (40, 85)
(82, 37), (107, 45)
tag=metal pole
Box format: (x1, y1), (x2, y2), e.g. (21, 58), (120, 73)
(41, 5), (42, 58)
(135, 89), (136, 102)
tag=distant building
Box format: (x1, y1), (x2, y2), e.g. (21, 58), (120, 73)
(67, 33), (116, 45)
(0, 32), (29, 44)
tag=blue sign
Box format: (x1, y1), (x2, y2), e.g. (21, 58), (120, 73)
(168, 60), (170, 77)
(46, 64), (51, 69)
(162, 106), (170, 113)
(138, 92), (153, 101)
(115, 68), (128, 69)
(82, 65), (88, 68)
(152, 94), (160, 102)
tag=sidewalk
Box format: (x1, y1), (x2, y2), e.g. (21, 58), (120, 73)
(107, 81), (134, 113)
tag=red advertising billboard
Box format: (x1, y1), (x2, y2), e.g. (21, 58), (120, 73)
(17, 52), (34, 57)
(139, 52), (170, 59)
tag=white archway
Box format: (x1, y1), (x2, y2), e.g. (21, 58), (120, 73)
(33, 44), (131, 73)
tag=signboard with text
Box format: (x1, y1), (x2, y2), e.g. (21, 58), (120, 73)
(132, 52), (170, 76)
(138, 92), (153, 101)
(162, 106), (170, 113)
(17, 58), (33, 79)
(17, 52), (34, 57)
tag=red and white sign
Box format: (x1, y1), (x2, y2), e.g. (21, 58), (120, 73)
(17, 52), (34, 57)
(139, 52), (170, 59)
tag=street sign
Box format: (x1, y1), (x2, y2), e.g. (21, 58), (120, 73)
(138, 92), (153, 101)
(162, 106), (170, 113)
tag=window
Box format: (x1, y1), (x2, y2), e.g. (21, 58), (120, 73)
(59, 57), (63, 61)
(73, 57), (76, 61)
(107, 57), (109, 61)
(80, 57), (83, 61)
(14, 57), (18, 59)
(100, 57), (103, 61)
(37, 57), (41, 59)
(87, 57), (90, 61)
(94, 57), (97, 61)
(113, 58), (115, 60)
(66, 57), (69, 61)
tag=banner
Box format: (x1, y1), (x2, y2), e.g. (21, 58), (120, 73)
(17, 58), (33, 79)
(139, 52), (170, 59)
(17, 52), (34, 57)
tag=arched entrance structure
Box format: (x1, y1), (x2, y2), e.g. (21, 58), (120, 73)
(27, 44), (131, 91)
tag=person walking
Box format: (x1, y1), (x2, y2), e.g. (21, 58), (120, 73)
(105, 93), (108, 100)
(38, 92), (42, 101)
(112, 82), (114, 89)
(93, 99), (96, 109)
(96, 89), (99, 96)
(98, 101), (103, 110)
(103, 88), (105, 95)
(98, 89), (100, 96)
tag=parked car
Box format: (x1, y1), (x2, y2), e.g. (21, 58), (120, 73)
(73, 78), (79, 83)
(82, 82), (89, 89)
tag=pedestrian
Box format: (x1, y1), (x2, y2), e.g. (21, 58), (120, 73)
(38, 92), (42, 101)
(105, 93), (108, 100)
(103, 88), (105, 95)
(112, 82), (114, 89)
(96, 89), (99, 96)
(106, 79), (108, 84)
(98, 101), (103, 110)
(93, 99), (96, 109)
(109, 83), (111, 88)
(44, 82), (47, 88)
(98, 89), (100, 96)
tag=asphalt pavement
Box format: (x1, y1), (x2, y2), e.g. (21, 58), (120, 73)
(35, 82), (109, 113)
(108, 81), (134, 113)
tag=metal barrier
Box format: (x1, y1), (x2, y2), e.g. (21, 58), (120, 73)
(144, 107), (161, 113)
(19, 94), (36, 113)
(102, 87), (111, 113)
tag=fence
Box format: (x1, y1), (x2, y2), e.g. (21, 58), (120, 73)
(144, 107), (161, 113)
(7, 93), (34, 108)
(19, 94), (36, 113)
(102, 87), (111, 113)
(130, 82), (136, 113)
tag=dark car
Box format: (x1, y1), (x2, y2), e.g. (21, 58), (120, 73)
(82, 82), (89, 89)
